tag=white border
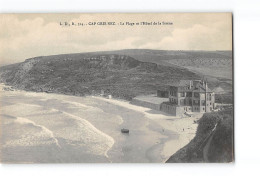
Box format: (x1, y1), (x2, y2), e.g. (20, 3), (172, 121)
(1, 0), (260, 176)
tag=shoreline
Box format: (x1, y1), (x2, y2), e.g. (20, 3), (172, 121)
(0, 85), (115, 162)
(92, 96), (202, 162)
(1, 84), (201, 163)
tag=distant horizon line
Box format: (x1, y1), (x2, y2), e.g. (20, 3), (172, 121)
(25, 48), (232, 58)
(0, 48), (232, 67)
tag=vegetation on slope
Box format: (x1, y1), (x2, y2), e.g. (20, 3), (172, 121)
(215, 93), (233, 104)
(166, 109), (234, 163)
(0, 53), (200, 100)
(0, 49), (233, 101)
(98, 49), (233, 80)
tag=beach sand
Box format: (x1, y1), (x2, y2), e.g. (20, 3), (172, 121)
(92, 96), (202, 162)
(0, 84), (202, 163)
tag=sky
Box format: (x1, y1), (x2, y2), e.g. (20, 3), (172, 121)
(0, 13), (232, 65)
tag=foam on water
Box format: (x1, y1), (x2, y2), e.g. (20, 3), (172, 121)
(16, 117), (61, 148)
(56, 110), (115, 157)
(59, 100), (124, 125)
(2, 116), (61, 148)
(1, 86), (118, 159)
(2, 106), (115, 158)
(1, 103), (44, 117)
(60, 100), (105, 113)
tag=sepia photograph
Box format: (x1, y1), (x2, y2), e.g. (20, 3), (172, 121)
(0, 13), (233, 163)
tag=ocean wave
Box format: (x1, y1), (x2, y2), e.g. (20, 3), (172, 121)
(1, 90), (116, 158)
(2, 116), (61, 148)
(1, 103), (43, 117)
(61, 100), (105, 113)
(56, 110), (115, 157)
(60, 100), (124, 125)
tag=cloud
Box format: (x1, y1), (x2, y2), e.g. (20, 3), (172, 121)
(140, 22), (232, 50)
(0, 13), (232, 65)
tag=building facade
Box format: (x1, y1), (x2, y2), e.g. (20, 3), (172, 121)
(161, 80), (215, 116)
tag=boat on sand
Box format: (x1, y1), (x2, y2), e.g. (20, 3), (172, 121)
(121, 128), (129, 133)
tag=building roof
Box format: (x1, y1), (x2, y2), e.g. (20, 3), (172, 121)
(177, 80), (191, 87)
(157, 88), (169, 92)
(178, 79), (204, 86)
(171, 79), (213, 93)
(133, 95), (168, 105)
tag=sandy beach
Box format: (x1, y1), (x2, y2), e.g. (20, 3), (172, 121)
(0, 84), (201, 163)
(92, 96), (202, 161)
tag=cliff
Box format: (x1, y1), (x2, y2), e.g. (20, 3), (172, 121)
(166, 110), (234, 163)
(0, 53), (200, 100)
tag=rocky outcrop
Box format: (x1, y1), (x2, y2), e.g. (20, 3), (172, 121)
(0, 52), (200, 100)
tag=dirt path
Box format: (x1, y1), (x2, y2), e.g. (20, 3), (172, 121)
(202, 132), (214, 162)
(202, 123), (218, 162)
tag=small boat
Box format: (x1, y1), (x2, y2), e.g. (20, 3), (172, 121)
(121, 128), (129, 134)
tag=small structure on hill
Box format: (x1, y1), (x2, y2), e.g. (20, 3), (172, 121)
(101, 89), (105, 96)
(100, 89), (112, 99)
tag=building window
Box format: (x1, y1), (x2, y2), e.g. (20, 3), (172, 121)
(170, 91), (177, 96)
(193, 100), (199, 105)
(186, 92), (192, 97)
(207, 93), (212, 101)
(194, 92), (199, 97)
(171, 99), (177, 105)
(180, 92), (185, 97)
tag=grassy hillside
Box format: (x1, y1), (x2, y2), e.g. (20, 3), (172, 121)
(0, 53), (201, 100)
(97, 49), (233, 80)
(166, 109), (234, 163)
(0, 49), (233, 101)
(83, 49), (233, 93)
